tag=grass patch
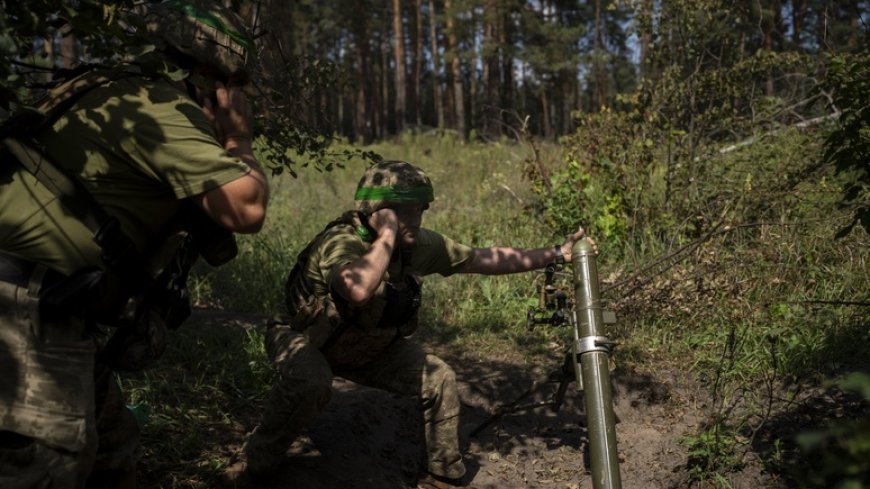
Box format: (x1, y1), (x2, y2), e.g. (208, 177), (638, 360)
(121, 128), (868, 487)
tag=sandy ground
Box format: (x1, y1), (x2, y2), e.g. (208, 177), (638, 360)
(141, 310), (789, 489)
(226, 364), (776, 489)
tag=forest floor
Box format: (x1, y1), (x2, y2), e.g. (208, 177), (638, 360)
(145, 310), (788, 489)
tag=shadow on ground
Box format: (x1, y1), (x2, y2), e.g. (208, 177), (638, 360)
(130, 309), (786, 489)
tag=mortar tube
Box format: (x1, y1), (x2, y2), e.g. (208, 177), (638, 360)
(572, 238), (622, 489)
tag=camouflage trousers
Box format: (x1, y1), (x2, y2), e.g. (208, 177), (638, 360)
(245, 324), (465, 480)
(0, 273), (140, 489)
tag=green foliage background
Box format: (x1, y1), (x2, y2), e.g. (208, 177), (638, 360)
(4, 2), (864, 487)
(177, 53), (870, 488)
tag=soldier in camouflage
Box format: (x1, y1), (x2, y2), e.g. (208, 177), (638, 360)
(0, 1), (268, 488)
(236, 160), (592, 488)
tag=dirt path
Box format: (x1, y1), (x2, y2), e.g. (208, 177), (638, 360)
(158, 310), (781, 489)
(251, 367), (768, 489)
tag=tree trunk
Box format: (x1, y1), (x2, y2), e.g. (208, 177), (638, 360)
(469, 9), (478, 136)
(354, 11), (372, 143)
(413, 0), (424, 126)
(392, 0), (407, 134)
(592, 0), (606, 108)
(638, 0), (653, 80)
(444, 0), (466, 139)
(429, 0), (445, 130)
(500, 6), (515, 134)
(260, 1), (294, 63)
(817, 3), (829, 51)
(481, 0), (499, 138)
(380, 30), (389, 138)
(445, 65), (455, 129)
(562, 74), (574, 135)
(764, 0), (775, 96)
(848, 1), (859, 50)
(791, 0), (807, 49)
(540, 88), (551, 140)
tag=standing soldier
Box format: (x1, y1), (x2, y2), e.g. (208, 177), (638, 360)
(235, 160), (590, 488)
(0, 1), (269, 487)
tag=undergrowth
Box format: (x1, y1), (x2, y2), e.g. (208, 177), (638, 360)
(123, 54), (869, 486)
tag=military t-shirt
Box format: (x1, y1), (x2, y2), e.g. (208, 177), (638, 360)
(303, 222), (474, 300)
(0, 76), (252, 275)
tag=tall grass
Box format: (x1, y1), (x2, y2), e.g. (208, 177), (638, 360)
(124, 127), (868, 488)
(193, 132), (572, 359)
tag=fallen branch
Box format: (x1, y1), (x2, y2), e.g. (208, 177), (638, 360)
(718, 112), (841, 155)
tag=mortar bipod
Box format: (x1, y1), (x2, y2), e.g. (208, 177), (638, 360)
(468, 309), (617, 438)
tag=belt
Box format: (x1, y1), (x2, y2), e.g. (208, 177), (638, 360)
(0, 251), (66, 289)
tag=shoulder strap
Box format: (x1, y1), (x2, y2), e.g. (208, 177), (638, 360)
(1, 67), (144, 274)
(1, 138), (138, 272)
(1, 66), (136, 140)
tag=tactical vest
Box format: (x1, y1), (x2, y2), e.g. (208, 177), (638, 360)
(284, 211), (422, 369)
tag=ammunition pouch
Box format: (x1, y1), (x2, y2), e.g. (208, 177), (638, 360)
(39, 267), (126, 324)
(99, 305), (168, 372)
(37, 205), (231, 371)
(183, 206), (237, 267)
(377, 275), (422, 335)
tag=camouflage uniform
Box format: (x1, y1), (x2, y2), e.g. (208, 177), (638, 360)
(0, 2), (258, 486)
(245, 162), (470, 480)
(0, 269), (141, 489)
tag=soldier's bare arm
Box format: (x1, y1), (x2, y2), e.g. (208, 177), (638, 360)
(461, 226), (595, 275)
(192, 81), (269, 233)
(331, 208), (399, 305)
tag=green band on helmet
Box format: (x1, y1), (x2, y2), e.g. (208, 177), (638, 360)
(164, 0), (254, 51)
(354, 184), (434, 204)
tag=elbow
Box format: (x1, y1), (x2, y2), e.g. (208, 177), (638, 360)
(344, 286), (372, 307)
(231, 204), (267, 234)
(333, 273), (374, 306)
(194, 176), (269, 234)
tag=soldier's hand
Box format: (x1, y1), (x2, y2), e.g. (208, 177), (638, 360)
(201, 81), (254, 148)
(368, 208), (399, 237)
(560, 225), (598, 256)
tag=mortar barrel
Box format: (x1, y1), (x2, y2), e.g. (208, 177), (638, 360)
(572, 238), (622, 489)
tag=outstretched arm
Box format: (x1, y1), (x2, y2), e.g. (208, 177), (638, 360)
(461, 226), (595, 275)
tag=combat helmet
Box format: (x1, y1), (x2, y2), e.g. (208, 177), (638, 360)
(146, 0), (257, 77)
(354, 161), (434, 214)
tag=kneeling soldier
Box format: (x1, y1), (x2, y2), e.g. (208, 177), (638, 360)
(241, 160), (590, 488)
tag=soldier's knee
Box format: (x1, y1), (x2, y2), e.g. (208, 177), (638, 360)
(273, 372), (332, 413)
(302, 378), (333, 410)
(424, 355), (457, 391)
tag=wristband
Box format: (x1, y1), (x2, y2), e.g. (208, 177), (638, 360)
(553, 244), (565, 265)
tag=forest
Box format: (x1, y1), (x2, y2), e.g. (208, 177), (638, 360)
(4, 2), (869, 145)
(248, 0), (870, 144)
(1, 1), (869, 488)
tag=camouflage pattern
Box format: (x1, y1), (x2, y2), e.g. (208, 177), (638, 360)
(284, 211), (422, 369)
(0, 272), (139, 488)
(354, 161), (435, 214)
(243, 324), (332, 477)
(245, 322), (465, 480)
(146, 0), (257, 77)
(289, 275), (421, 370)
